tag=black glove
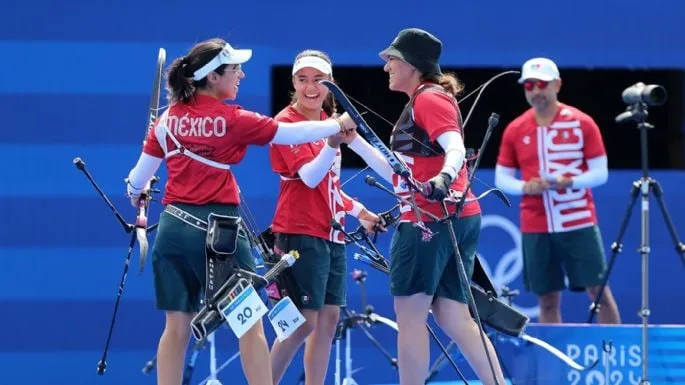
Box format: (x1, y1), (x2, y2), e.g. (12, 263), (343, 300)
(426, 172), (452, 201)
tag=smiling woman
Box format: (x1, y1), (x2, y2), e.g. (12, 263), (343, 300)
(267, 48), (385, 385)
(288, 50), (338, 118)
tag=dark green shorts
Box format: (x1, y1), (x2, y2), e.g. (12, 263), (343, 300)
(522, 225), (607, 296)
(274, 233), (346, 310)
(389, 214), (481, 303)
(151, 203), (256, 313)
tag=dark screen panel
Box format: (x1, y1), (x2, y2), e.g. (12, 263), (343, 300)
(272, 66), (684, 170)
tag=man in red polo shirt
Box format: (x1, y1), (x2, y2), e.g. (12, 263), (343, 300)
(495, 57), (621, 324)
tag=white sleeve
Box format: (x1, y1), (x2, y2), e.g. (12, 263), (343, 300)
(271, 120), (340, 145)
(127, 153), (163, 197)
(341, 189), (365, 218)
(347, 135), (394, 183)
(298, 144), (338, 188)
(572, 155), (608, 189)
(436, 131), (466, 180)
(494, 165), (525, 195)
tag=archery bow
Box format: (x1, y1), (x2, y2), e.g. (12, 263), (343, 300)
(134, 47), (166, 273)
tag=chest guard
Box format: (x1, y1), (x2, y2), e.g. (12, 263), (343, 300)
(389, 85), (461, 157)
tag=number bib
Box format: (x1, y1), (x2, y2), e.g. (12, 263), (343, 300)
(267, 296), (306, 342)
(220, 279), (268, 339)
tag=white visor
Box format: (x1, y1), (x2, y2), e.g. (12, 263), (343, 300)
(292, 56), (332, 76)
(192, 43), (252, 81)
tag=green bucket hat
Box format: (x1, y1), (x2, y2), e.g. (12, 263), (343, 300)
(379, 28), (443, 76)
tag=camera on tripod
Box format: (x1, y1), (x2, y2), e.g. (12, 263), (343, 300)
(621, 82), (667, 106)
(615, 82), (667, 124)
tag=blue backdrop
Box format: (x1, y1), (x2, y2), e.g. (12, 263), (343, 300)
(2, 0), (684, 384)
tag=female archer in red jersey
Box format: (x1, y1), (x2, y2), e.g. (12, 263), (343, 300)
(268, 49), (384, 385)
(344, 29), (507, 385)
(125, 39), (356, 385)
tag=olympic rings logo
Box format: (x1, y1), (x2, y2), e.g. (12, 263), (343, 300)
(478, 214), (540, 318)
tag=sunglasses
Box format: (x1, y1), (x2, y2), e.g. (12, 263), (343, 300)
(523, 79), (550, 91)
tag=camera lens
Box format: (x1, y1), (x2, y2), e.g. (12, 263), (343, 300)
(622, 82), (668, 106)
(643, 85), (667, 106)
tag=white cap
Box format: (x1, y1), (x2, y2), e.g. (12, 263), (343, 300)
(192, 43), (252, 81)
(292, 55), (332, 76)
(518, 57), (560, 83)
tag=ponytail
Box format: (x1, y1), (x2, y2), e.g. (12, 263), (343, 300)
(166, 57), (195, 104)
(422, 71), (465, 98)
(438, 73), (465, 97)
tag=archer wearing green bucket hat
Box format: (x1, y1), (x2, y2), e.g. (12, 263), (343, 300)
(341, 27), (509, 385)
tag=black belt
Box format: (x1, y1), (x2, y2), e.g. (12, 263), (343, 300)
(164, 204), (209, 231)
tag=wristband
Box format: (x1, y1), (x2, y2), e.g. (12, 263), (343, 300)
(333, 117), (345, 132)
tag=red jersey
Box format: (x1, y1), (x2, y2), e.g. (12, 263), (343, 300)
(143, 94), (278, 205)
(391, 84), (481, 222)
(269, 106), (358, 244)
(497, 103), (606, 233)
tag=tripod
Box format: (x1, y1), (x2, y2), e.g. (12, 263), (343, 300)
(296, 269), (399, 385)
(589, 101), (685, 385)
(335, 270), (399, 385)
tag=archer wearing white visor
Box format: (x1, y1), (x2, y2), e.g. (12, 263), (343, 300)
(125, 39), (357, 385)
(268, 50), (384, 385)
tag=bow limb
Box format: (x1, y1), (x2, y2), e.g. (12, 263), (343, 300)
(446, 187), (512, 208)
(521, 334), (600, 372)
(459, 70), (521, 129)
(136, 48), (167, 273)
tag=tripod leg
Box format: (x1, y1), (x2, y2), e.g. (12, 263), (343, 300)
(198, 352), (241, 385)
(344, 327), (356, 385)
(354, 322), (398, 368)
(425, 325), (469, 385)
(182, 337), (202, 385)
(649, 179), (685, 266)
(426, 341), (457, 383)
(587, 181), (640, 324)
(335, 337), (341, 385)
(638, 177), (652, 385)
(208, 333), (220, 383)
(141, 354), (157, 374)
